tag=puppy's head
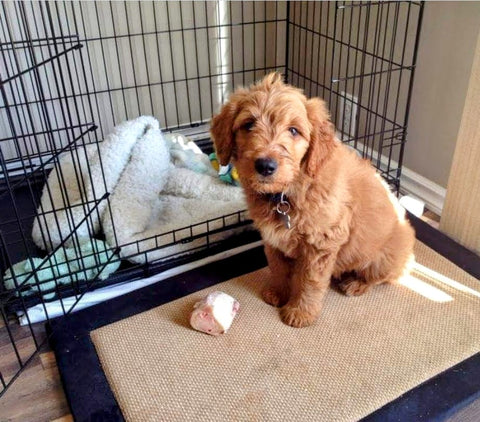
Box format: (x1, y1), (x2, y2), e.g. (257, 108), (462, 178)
(210, 72), (335, 194)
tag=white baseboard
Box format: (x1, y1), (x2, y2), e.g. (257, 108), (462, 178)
(399, 167), (446, 216)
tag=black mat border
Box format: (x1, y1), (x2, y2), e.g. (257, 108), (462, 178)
(48, 214), (480, 422)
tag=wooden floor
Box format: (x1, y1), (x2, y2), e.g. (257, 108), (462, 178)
(421, 209), (441, 229)
(0, 317), (72, 422)
(0, 209), (478, 422)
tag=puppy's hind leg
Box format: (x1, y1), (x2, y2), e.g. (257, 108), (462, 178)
(335, 271), (371, 297)
(338, 222), (415, 297)
(262, 245), (292, 307)
(336, 254), (407, 297)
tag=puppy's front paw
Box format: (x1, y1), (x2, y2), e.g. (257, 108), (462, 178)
(262, 287), (288, 307)
(280, 305), (318, 328)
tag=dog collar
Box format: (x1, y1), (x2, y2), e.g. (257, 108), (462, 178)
(266, 192), (285, 204)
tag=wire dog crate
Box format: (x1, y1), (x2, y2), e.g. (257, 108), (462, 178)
(0, 1), (423, 396)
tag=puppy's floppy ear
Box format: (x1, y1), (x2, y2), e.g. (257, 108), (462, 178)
(303, 98), (336, 177)
(210, 102), (238, 166)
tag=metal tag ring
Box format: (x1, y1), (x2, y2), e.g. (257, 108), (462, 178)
(276, 201), (290, 215)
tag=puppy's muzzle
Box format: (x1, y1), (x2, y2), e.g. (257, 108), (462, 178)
(255, 157), (278, 177)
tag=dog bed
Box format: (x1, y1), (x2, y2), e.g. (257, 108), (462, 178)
(48, 215), (480, 422)
(32, 116), (248, 265)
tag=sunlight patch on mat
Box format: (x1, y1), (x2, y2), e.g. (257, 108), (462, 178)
(399, 275), (453, 303)
(415, 262), (480, 299)
(400, 256), (480, 303)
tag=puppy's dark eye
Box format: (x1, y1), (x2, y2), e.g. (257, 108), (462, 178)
(242, 121), (255, 131)
(288, 127), (299, 136)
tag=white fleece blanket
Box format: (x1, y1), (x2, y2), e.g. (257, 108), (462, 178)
(32, 116), (248, 264)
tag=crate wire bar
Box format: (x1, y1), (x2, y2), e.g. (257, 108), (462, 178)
(0, 1), (423, 396)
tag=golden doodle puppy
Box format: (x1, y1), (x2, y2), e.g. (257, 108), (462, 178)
(211, 73), (415, 328)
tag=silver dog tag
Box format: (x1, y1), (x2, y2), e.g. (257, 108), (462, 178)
(281, 213), (291, 229)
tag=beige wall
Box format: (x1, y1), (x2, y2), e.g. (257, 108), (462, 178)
(404, 1), (480, 188)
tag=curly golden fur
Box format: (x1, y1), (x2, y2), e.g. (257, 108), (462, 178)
(211, 73), (415, 328)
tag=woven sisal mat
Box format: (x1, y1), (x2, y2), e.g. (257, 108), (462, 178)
(91, 241), (480, 421)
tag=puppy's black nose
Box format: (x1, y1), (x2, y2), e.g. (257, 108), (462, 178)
(255, 158), (278, 176)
